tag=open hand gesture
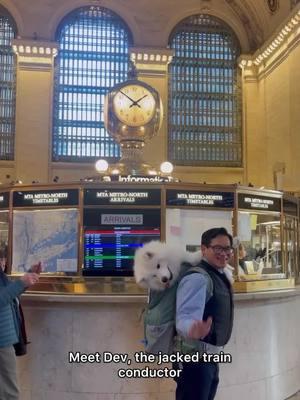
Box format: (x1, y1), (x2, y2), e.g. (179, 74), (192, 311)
(21, 273), (40, 288)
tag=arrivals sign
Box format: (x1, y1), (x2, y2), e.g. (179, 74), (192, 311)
(83, 208), (161, 228)
(84, 188), (161, 206)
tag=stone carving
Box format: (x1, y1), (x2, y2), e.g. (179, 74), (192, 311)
(290, 0), (300, 9)
(225, 0), (264, 51)
(267, 0), (279, 13)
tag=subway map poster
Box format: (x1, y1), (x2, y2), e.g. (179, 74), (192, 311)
(12, 209), (78, 273)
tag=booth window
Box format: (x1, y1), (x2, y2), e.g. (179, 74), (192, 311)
(0, 6), (17, 161)
(52, 6), (133, 162)
(238, 212), (283, 278)
(168, 14), (242, 166)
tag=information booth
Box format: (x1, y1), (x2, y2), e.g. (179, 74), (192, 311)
(0, 182), (298, 293)
(2, 183), (300, 400)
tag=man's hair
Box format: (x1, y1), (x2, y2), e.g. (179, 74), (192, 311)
(201, 227), (233, 247)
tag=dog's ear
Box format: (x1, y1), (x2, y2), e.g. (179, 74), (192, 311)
(145, 252), (154, 259)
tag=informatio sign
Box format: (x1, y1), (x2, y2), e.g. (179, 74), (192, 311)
(238, 193), (281, 212)
(166, 190), (234, 208)
(112, 175), (173, 183)
(13, 189), (79, 207)
(84, 188), (161, 206)
(0, 192), (9, 209)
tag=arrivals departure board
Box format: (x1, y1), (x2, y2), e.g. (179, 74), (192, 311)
(83, 208), (161, 276)
(84, 227), (160, 275)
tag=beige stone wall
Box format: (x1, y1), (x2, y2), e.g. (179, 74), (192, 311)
(241, 12), (300, 191)
(0, 0), (300, 189)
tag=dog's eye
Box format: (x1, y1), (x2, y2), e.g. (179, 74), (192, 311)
(157, 264), (160, 269)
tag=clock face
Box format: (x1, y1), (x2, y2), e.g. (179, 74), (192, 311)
(113, 84), (156, 127)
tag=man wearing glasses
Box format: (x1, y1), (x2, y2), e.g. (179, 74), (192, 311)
(175, 227), (234, 400)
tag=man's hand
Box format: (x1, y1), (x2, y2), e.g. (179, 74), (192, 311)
(188, 317), (213, 340)
(21, 273), (40, 288)
(29, 261), (42, 274)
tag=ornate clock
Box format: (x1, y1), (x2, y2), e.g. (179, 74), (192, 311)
(113, 84), (156, 127)
(104, 79), (163, 144)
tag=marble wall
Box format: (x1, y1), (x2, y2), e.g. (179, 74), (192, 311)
(18, 291), (300, 400)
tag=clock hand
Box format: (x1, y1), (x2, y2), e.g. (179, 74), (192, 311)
(119, 90), (136, 104)
(129, 94), (148, 108)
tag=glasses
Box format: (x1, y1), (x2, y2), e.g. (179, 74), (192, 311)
(208, 245), (233, 255)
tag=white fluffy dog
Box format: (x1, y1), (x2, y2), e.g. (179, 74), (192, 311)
(134, 241), (234, 291)
(134, 241), (202, 291)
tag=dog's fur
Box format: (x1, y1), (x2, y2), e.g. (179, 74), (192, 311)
(134, 241), (234, 291)
(134, 241), (202, 291)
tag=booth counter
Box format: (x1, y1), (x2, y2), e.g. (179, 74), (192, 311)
(17, 287), (300, 400)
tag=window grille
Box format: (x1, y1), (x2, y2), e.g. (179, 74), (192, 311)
(53, 6), (133, 162)
(0, 6), (16, 160)
(168, 14), (242, 167)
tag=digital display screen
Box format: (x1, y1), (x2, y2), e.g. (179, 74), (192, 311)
(83, 226), (160, 276)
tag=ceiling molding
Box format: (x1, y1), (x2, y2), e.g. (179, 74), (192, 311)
(225, 0), (264, 51)
(239, 7), (300, 81)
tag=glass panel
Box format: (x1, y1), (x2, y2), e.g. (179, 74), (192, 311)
(0, 9), (16, 160)
(283, 216), (298, 277)
(238, 212), (283, 278)
(168, 14), (242, 166)
(166, 208), (233, 250)
(52, 6), (133, 162)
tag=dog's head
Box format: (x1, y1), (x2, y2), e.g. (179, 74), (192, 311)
(134, 241), (182, 291)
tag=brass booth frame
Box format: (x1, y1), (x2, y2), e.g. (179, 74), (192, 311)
(0, 182), (298, 294)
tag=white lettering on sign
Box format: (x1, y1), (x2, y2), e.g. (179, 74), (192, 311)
(101, 214), (143, 225)
(177, 193), (223, 205)
(96, 191), (148, 203)
(118, 175), (172, 183)
(23, 192), (68, 204)
(244, 197), (274, 209)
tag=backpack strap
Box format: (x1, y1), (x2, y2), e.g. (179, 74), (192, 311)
(181, 264), (214, 301)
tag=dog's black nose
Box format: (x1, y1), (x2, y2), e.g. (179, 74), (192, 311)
(161, 276), (169, 283)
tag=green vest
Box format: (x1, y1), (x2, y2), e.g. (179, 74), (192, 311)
(143, 263), (212, 354)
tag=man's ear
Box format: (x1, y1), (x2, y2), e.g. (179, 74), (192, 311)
(201, 244), (207, 254)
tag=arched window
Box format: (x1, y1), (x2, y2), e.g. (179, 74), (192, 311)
(168, 15), (242, 166)
(53, 6), (133, 162)
(0, 6), (17, 160)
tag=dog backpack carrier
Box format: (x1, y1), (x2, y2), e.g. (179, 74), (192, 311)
(143, 264), (212, 355)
